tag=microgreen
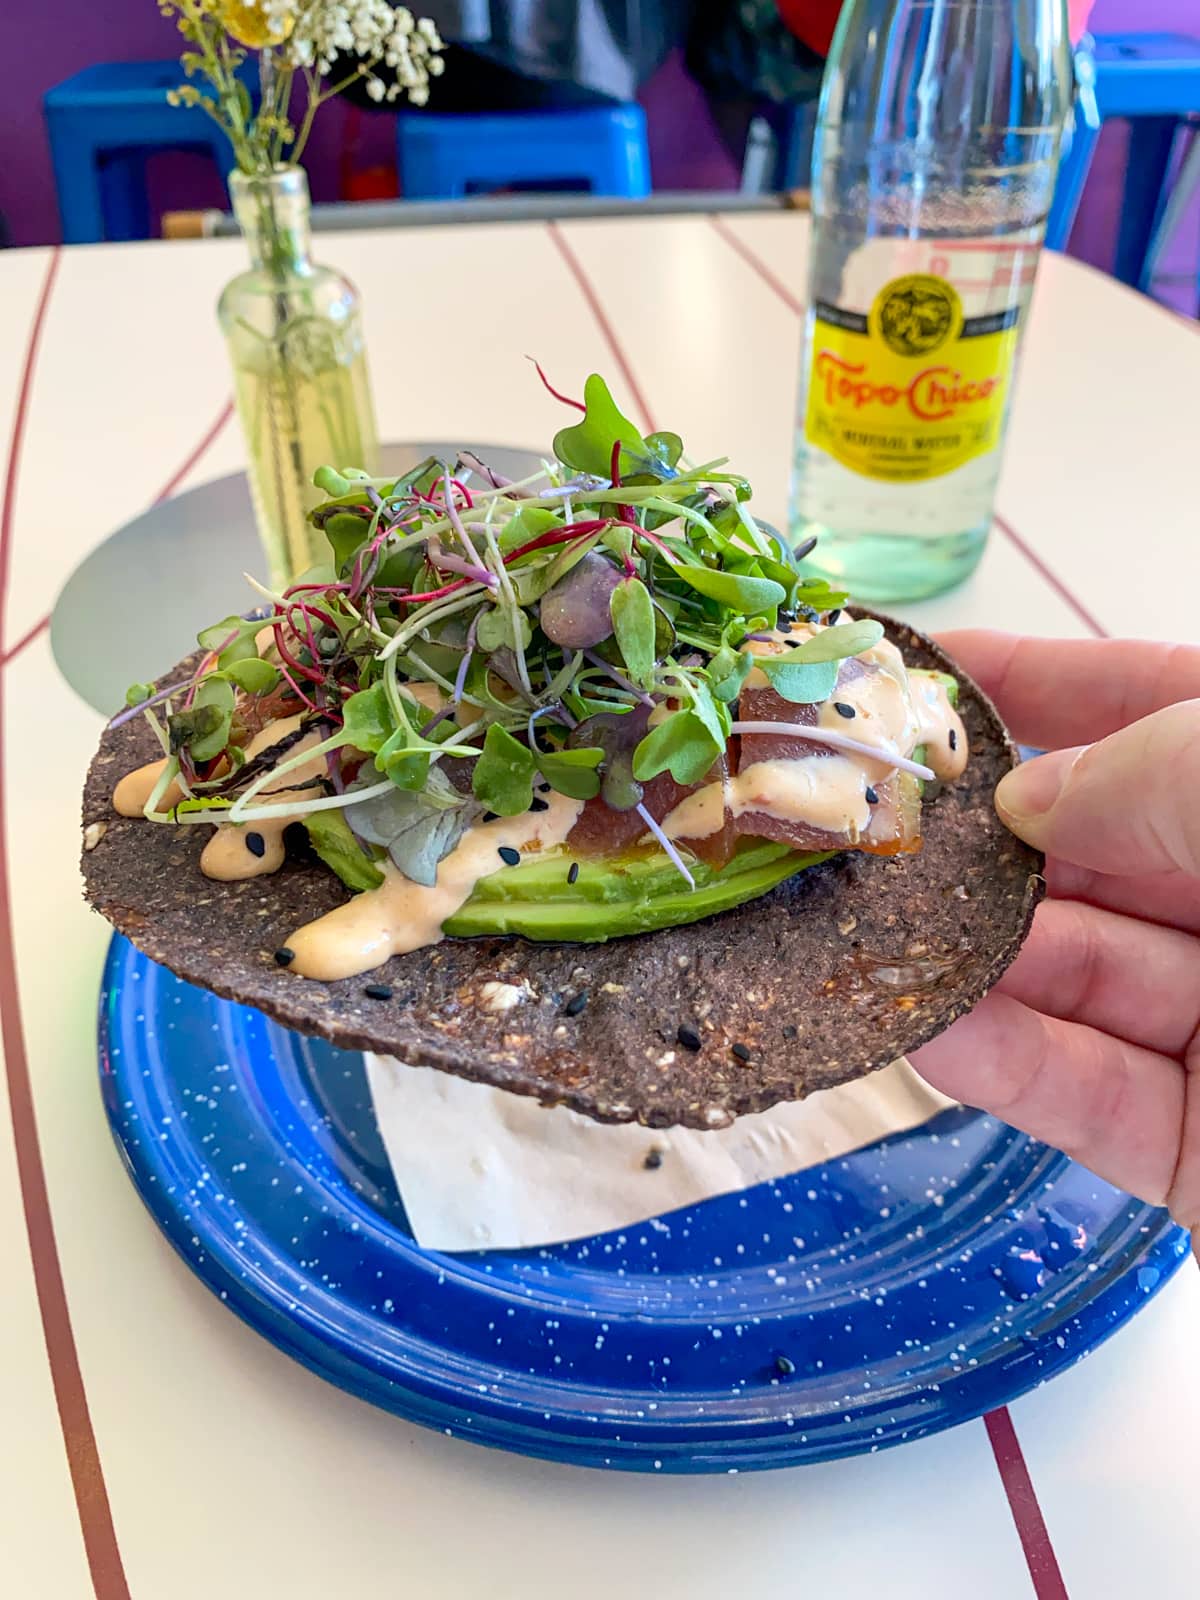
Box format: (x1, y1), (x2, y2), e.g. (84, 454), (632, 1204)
(126, 370), (885, 893)
(472, 724), (536, 816)
(609, 577), (655, 688)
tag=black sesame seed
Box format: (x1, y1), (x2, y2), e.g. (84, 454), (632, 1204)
(676, 1024), (702, 1052)
(482, 810), (499, 823)
(245, 830), (266, 858)
(563, 991), (588, 1017)
(833, 701), (856, 719)
(865, 785), (879, 805)
(274, 946), (295, 967)
(567, 861), (580, 886)
(643, 1148), (664, 1170)
(778, 609), (795, 623)
(731, 1041), (752, 1063)
(793, 536), (818, 562)
(827, 607), (842, 624)
(778, 620), (793, 634)
(782, 1023), (798, 1040)
(775, 1353), (796, 1377)
(538, 781), (552, 793)
(497, 846), (520, 867)
(530, 797), (549, 813)
(364, 983), (393, 1000)
(949, 728), (958, 752)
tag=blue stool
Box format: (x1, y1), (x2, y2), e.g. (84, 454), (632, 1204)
(1047, 33), (1200, 290)
(45, 61), (244, 244)
(396, 106), (651, 201)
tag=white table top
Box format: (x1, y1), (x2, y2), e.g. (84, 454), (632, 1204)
(3, 214), (1199, 1600)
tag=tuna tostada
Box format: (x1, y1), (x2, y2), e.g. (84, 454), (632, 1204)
(82, 375), (1041, 1127)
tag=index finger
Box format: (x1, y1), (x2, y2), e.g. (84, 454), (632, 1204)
(935, 630), (1200, 750)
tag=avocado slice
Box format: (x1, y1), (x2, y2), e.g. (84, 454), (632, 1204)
(443, 839), (831, 942)
(441, 670), (960, 943)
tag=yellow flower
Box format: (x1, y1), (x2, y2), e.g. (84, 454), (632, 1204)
(220, 1), (292, 49)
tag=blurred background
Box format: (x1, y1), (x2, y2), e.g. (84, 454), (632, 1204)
(6, 1), (1198, 316)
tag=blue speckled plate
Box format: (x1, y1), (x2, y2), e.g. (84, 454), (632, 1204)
(101, 935), (1189, 1472)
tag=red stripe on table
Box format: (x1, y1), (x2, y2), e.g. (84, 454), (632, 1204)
(545, 221), (657, 433)
(0, 611), (50, 667)
(707, 213), (803, 315)
(0, 247), (133, 1598)
(991, 512), (1108, 639)
(985, 1408), (1070, 1598)
(151, 396), (233, 504)
(1, 395), (233, 669)
(708, 215), (1113, 640)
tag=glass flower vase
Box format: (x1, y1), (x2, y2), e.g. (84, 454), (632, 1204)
(218, 167), (379, 588)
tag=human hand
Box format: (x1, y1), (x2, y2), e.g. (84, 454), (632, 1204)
(910, 631), (1200, 1228)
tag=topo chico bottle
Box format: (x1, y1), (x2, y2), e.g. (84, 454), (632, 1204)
(791, 0), (1073, 603)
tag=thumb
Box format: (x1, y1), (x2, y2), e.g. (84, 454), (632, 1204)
(994, 701), (1200, 877)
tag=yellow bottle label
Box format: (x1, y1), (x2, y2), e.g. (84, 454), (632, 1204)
(804, 274), (1021, 484)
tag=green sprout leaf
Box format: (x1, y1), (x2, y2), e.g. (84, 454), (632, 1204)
(689, 679), (731, 747)
(706, 643), (753, 703)
(609, 577), (655, 687)
(552, 373), (650, 478)
(497, 505), (561, 551)
(324, 510), (371, 570)
(754, 655), (839, 704)
(190, 676), (236, 761)
(477, 605), (533, 655)
(196, 614), (261, 668)
(755, 552), (800, 604)
(302, 810), (384, 893)
(787, 618), (884, 663)
(344, 773), (475, 889)
(633, 709), (722, 787)
(537, 746), (603, 800)
(167, 675), (236, 763)
(311, 464), (374, 499)
(472, 724), (536, 816)
(375, 726), (432, 792)
(225, 657), (280, 695)
(793, 577), (849, 614)
(341, 683), (393, 755)
(125, 681), (156, 708)
(674, 565), (786, 614)
(641, 431), (684, 472)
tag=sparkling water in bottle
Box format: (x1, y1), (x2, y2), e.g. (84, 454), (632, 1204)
(791, 0), (1073, 602)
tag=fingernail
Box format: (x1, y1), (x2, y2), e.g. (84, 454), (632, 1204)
(995, 747), (1077, 828)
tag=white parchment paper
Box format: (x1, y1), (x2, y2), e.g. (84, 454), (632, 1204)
(364, 1053), (955, 1251)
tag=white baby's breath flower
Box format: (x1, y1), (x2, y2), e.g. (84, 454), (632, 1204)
(166, 0), (444, 173)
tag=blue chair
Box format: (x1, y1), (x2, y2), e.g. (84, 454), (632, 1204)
(45, 61), (245, 244)
(1047, 33), (1200, 291)
(396, 105), (651, 201)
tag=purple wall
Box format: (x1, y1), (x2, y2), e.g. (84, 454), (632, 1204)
(3, 0), (1197, 282)
(0, 2), (396, 247)
(5, 4), (181, 247)
(1, 4), (733, 247)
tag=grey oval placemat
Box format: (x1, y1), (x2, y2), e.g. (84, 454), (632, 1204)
(52, 441), (546, 715)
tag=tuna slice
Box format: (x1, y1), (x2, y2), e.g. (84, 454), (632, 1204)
(732, 657), (922, 858)
(568, 763), (739, 867)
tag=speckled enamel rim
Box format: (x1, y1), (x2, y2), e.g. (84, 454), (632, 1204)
(99, 934), (1191, 1475)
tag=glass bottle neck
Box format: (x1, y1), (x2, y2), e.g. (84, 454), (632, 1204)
(229, 168), (314, 278)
